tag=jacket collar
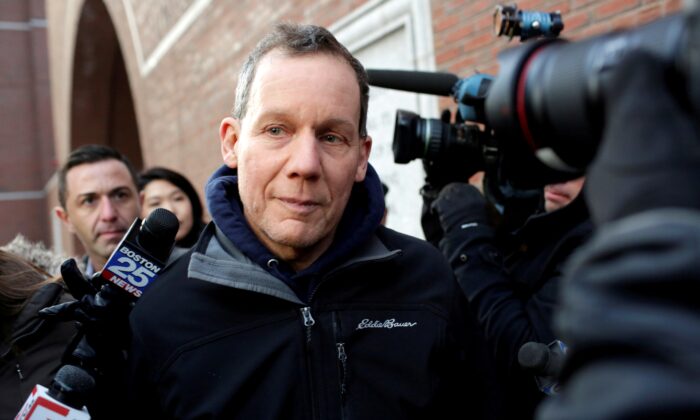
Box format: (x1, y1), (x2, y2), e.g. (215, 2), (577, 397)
(188, 223), (401, 304)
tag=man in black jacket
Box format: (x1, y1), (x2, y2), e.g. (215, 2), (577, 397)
(123, 23), (475, 419)
(429, 175), (591, 419)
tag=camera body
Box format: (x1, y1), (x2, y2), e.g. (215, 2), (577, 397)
(368, 5), (699, 201)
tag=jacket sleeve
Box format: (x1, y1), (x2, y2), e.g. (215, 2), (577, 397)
(440, 221), (571, 373)
(538, 209), (700, 420)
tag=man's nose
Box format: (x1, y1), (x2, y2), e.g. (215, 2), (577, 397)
(286, 131), (322, 178)
(99, 196), (119, 221)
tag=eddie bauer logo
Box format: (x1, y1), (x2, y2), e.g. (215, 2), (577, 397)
(355, 318), (418, 330)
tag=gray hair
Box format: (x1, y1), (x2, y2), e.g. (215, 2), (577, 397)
(232, 23), (369, 137)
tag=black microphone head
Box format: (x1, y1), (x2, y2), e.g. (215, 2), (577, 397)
(366, 69), (460, 96)
(137, 208), (179, 262)
(50, 364), (95, 409)
(518, 341), (550, 372)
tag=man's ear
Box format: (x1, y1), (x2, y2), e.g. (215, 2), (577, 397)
(139, 190), (146, 208)
(54, 206), (76, 234)
(355, 136), (373, 182)
(220, 117), (240, 169)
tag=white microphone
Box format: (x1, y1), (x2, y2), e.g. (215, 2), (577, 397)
(15, 365), (92, 419)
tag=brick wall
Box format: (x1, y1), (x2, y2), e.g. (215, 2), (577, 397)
(0, 0), (53, 246)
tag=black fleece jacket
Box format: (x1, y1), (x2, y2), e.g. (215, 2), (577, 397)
(120, 164), (479, 419)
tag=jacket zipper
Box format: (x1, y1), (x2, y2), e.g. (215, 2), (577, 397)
(336, 343), (348, 400)
(332, 312), (349, 402)
(300, 307), (317, 419)
(16, 363), (24, 380)
(301, 306), (315, 344)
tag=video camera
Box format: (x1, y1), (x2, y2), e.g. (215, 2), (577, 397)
(367, 3), (699, 205)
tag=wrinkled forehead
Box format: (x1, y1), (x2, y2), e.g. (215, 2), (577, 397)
(254, 50), (358, 89)
(246, 51), (361, 123)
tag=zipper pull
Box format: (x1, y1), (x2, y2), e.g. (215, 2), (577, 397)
(336, 342), (347, 363)
(16, 363), (24, 380)
(300, 307), (315, 343)
(336, 343), (348, 399)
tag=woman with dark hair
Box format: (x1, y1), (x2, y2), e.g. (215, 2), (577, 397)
(0, 249), (76, 417)
(139, 167), (206, 248)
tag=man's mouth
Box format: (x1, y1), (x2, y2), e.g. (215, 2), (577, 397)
(99, 230), (126, 240)
(278, 197), (321, 215)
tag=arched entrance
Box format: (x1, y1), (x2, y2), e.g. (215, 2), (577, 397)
(71, 0), (142, 168)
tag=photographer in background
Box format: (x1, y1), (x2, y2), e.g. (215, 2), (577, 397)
(427, 174), (591, 419)
(537, 49), (700, 419)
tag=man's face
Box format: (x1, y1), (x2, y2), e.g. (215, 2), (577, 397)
(219, 51), (371, 270)
(56, 159), (140, 270)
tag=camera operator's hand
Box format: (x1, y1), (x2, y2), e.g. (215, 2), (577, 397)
(587, 50), (700, 225)
(431, 182), (492, 234)
(430, 183), (499, 260)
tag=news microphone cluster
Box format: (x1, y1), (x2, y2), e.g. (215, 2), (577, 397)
(16, 209), (179, 419)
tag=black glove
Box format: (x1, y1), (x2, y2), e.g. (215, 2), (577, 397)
(40, 259), (98, 321)
(39, 259), (131, 328)
(431, 182), (492, 234)
(586, 51), (700, 225)
(40, 259), (133, 371)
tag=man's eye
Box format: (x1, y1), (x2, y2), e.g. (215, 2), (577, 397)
(115, 191), (130, 201)
(268, 127), (284, 136)
(81, 197), (95, 206)
(322, 134), (341, 143)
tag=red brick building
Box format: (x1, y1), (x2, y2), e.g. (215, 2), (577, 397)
(0, 0), (684, 256)
(0, 0), (54, 246)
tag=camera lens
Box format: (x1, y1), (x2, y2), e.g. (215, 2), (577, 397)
(392, 110), (451, 163)
(393, 110), (419, 163)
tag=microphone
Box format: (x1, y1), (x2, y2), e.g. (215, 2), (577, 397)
(14, 366), (92, 419)
(518, 340), (567, 395)
(366, 69), (459, 96)
(17, 209), (179, 419)
(99, 208), (179, 299)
